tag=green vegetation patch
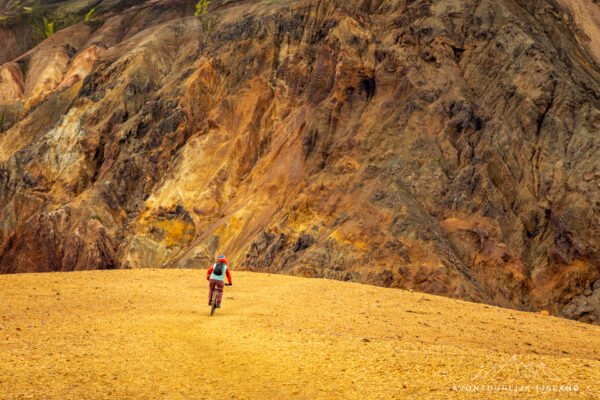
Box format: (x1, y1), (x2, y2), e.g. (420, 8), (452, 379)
(42, 16), (53, 37)
(84, 7), (94, 21)
(195, 0), (211, 15)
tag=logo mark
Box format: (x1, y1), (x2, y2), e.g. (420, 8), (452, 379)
(471, 355), (561, 381)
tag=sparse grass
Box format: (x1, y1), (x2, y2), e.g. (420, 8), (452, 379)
(200, 12), (221, 33)
(5, 2), (95, 47)
(7, 6), (53, 45)
(131, 7), (148, 23)
(90, 215), (103, 223)
(83, 16), (103, 31)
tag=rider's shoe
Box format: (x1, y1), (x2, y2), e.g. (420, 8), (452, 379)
(216, 303), (221, 308)
(208, 302), (212, 306)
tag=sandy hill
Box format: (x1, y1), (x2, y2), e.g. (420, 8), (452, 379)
(0, 269), (598, 399)
(2, 0), (600, 324)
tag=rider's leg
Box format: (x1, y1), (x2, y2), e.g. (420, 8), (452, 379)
(208, 279), (217, 304)
(215, 280), (225, 305)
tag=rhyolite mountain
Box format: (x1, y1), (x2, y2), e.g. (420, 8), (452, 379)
(1, 0), (599, 323)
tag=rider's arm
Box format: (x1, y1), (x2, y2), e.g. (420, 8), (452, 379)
(226, 268), (232, 285)
(206, 265), (213, 280)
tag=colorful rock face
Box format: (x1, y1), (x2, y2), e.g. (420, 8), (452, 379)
(0, 0), (600, 323)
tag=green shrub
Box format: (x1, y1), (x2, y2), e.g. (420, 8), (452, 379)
(83, 7), (104, 31)
(195, 0), (211, 16)
(84, 8), (95, 22)
(43, 17), (53, 38)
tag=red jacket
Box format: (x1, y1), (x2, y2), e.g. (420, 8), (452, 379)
(207, 264), (232, 284)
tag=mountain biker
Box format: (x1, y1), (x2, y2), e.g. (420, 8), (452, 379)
(207, 255), (232, 308)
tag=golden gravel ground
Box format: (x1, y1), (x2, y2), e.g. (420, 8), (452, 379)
(0, 269), (599, 399)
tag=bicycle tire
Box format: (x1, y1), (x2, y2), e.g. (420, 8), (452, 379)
(210, 290), (217, 316)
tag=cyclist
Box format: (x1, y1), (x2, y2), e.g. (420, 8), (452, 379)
(207, 255), (232, 308)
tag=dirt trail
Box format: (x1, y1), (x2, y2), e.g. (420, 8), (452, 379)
(0, 270), (599, 399)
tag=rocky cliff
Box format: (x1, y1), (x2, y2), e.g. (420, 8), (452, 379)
(1, 0), (600, 323)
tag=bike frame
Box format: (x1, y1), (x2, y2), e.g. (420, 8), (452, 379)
(210, 286), (221, 316)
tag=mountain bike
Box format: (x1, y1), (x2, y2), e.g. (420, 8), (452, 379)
(210, 283), (232, 316)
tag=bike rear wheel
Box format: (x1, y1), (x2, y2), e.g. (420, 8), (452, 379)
(210, 289), (218, 316)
